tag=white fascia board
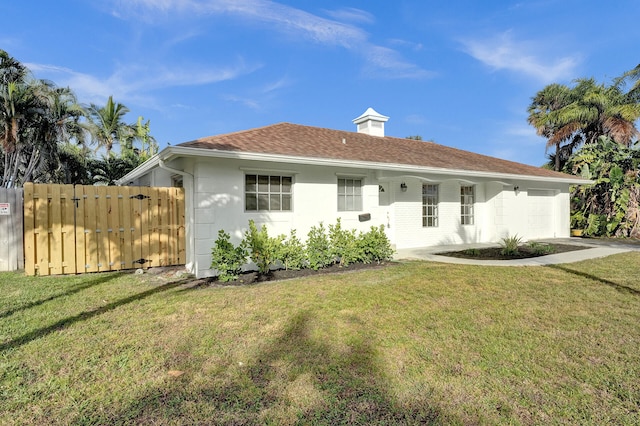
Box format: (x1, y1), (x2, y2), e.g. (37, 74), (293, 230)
(115, 153), (161, 185)
(120, 146), (591, 186)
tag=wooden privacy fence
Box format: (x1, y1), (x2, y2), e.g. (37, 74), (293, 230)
(23, 183), (185, 276)
(0, 187), (24, 271)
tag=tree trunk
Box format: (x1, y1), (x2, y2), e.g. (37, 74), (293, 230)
(22, 147), (40, 184)
(8, 146), (22, 188)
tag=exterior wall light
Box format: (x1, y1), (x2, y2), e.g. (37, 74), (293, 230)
(400, 182), (408, 192)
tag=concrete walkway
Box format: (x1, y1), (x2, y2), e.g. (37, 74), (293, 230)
(394, 238), (640, 266)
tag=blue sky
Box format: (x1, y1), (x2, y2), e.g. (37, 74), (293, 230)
(2, 0), (638, 166)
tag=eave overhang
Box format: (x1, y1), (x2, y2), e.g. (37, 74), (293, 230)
(116, 146), (592, 186)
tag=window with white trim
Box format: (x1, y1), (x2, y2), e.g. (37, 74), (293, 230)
(460, 185), (475, 225)
(422, 184), (438, 227)
(245, 174), (292, 211)
(337, 178), (362, 211)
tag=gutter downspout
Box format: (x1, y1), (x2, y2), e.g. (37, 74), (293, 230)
(159, 159), (196, 275)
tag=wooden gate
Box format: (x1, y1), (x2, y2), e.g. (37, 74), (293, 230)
(23, 183), (185, 276)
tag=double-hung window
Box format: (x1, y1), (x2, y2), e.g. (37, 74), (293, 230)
(245, 174), (292, 211)
(422, 184), (439, 227)
(460, 185), (475, 225)
(337, 178), (362, 211)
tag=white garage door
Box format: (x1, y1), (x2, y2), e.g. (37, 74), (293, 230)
(527, 190), (555, 239)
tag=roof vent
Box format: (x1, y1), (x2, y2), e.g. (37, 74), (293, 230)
(352, 107), (389, 137)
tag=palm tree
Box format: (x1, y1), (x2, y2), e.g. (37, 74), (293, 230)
(0, 51), (53, 187)
(615, 63), (640, 102)
(574, 78), (640, 147)
(22, 84), (87, 183)
(89, 155), (139, 185)
(120, 116), (158, 162)
(528, 74), (640, 171)
(84, 95), (133, 156)
(0, 50), (30, 156)
(527, 83), (574, 171)
(0, 49), (28, 87)
(1, 50), (85, 187)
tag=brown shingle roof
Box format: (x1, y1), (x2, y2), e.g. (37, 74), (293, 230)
(178, 122), (572, 179)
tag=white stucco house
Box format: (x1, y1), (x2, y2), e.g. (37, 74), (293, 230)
(118, 108), (588, 278)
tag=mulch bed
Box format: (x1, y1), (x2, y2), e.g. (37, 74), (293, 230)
(437, 243), (589, 260)
(145, 242), (594, 287)
(199, 261), (394, 287)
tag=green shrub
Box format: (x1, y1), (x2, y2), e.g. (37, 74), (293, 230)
(244, 220), (284, 274)
(357, 225), (394, 263)
(329, 218), (360, 266)
(463, 248), (481, 256)
(210, 230), (248, 282)
(500, 234), (523, 256)
(306, 222), (333, 270)
(278, 230), (306, 270)
(527, 241), (556, 255)
(585, 214), (606, 236)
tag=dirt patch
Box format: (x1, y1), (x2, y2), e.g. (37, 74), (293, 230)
(437, 243), (589, 260)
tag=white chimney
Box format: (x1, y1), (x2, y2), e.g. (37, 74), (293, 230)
(352, 107), (389, 137)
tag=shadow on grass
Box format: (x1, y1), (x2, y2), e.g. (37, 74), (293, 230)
(75, 310), (445, 425)
(0, 279), (190, 352)
(0, 273), (123, 320)
(547, 264), (640, 296)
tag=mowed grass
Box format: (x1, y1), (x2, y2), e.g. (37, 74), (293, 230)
(1, 254), (639, 425)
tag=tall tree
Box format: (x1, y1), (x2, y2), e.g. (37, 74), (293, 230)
(527, 83), (574, 171)
(615, 63), (640, 101)
(0, 49), (29, 156)
(528, 73), (640, 171)
(0, 52), (60, 187)
(1, 50), (87, 187)
(1, 50), (155, 187)
(84, 95), (133, 155)
(120, 115), (158, 162)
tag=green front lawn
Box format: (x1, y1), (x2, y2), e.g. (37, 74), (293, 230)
(1, 254), (639, 425)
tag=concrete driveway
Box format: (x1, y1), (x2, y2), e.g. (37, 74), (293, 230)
(394, 238), (640, 266)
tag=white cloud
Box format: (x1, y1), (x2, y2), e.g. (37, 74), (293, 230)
(114, 0), (429, 79)
(323, 7), (375, 25)
(363, 46), (433, 79)
(26, 59), (258, 107)
(221, 74), (291, 111)
(261, 76), (291, 93)
(220, 94), (261, 110)
(460, 31), (579, 83)
(388, 38), (424, 52)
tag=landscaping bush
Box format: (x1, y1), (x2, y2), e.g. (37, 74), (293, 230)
(463, 248), (481, 257)
(210, 230), (248, 282)
(278, 230), (307, 270)
(213, 219), (393, 277)
(500, 234), (523, 256)
(357, 225), (394, 263)
(244, 220), (283, 274)
(329, 218), (360, 266)
(306, 222), (333, 270)
(527, 241), (556, 255)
